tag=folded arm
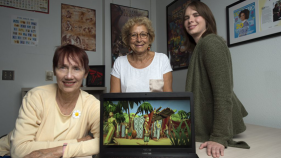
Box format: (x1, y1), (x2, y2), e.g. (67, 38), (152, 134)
(11, 89), (100, 158)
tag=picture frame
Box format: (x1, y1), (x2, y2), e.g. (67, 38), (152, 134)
(110, 3), (149, 67)
(166, 0), (199, 71)
(226, 0), (281, 47)
(0, 0), (49, 14)
(86, 65), (105, 87)
(61, 4), (96, 51)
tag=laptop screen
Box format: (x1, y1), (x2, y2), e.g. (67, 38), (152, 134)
(100, 92), (195, 151)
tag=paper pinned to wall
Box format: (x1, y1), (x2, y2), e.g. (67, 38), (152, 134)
(11, 15), (39, 46)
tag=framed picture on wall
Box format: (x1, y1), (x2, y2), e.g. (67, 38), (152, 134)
(61, 4), (96, 51)
(0, 0), (49, 14)
(226, 0), (281, 47)
(166, 0), (199, 71)
(86, 65), (105, 87)
(110, 3), (149, 67)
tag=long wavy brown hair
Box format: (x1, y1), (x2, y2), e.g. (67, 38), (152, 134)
(182, 1), (217, 52)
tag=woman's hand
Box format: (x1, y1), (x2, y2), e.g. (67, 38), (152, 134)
(77, 135), (93, 142)
(23, 146), (62, 158)
(199, 141), (225, 158)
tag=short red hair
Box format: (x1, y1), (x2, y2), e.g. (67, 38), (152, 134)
(53, 44), (89, 75)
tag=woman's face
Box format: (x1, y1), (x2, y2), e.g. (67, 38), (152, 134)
(55, 56), (87, 95)
(240, 13), (245, 21)
(184, 7), (206, 41)
(129, 25), (150, 54)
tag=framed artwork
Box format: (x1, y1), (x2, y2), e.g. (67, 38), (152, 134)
(86, 65), (105, 87)
(0, 0), (49, 14)
(166, 0), (199, 71)
(110, 3), (149, 67)
(61, 4), (96, 51)
(226, 0), (281, 47)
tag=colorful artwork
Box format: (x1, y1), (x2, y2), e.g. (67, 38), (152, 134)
(166, 0), (198, 71)
(11, 16), (38, 46)
(103, 99), (191, 146)
(227, 0), (281, 46)
(110, 4), (149, 67)
(86, 65), (105, 87)
(61, 4), (96, 51)
(0, 0), (49, 14)
(234, 2), (256, 38)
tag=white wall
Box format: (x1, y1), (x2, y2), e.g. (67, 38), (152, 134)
(0, 0), (280, 136)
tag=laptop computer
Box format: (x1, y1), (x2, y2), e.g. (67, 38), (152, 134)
(100, 92), (198, 158)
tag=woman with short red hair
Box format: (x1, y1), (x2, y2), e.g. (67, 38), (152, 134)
(0, 44), (100, 158)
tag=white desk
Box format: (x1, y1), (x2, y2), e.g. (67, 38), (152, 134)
(93, 124), (280, 158)
(196, 124), (281, 158)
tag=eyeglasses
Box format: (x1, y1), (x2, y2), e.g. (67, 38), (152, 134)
(129, 32), (149, 40)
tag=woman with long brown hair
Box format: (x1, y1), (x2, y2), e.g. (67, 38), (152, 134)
(183, 1), (249, 158)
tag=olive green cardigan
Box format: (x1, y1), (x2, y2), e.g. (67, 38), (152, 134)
(185, 34), (250, 148)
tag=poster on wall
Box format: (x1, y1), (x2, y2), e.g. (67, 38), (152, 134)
(260, 0), (281, 30)
(86, 65), (105, 87)
(61, 4), (96, 51)
(0, 0), (49, 14)
(11, 16), (39, 46)
(166, 0), (199, 71)
(110, 3), (149, 67)
(226, 0), (281, 47)
(233, 2), (256, 38)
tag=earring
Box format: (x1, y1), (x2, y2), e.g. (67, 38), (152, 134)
(147, 46), (151, 51)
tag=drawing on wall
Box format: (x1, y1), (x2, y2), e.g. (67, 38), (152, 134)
(11, 16), (39, 46)
(110, 3), (149, 67)
(61, 4), (96, 51)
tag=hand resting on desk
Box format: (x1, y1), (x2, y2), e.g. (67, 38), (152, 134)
(199, 141), (224, 158)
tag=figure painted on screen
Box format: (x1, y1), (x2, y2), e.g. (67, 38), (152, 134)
(104, 112), (118, 144)
(143, 115), (150, 145)
(155, 120), (161, 140)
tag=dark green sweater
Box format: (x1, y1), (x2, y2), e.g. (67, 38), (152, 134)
(185, 34), (249, 148)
